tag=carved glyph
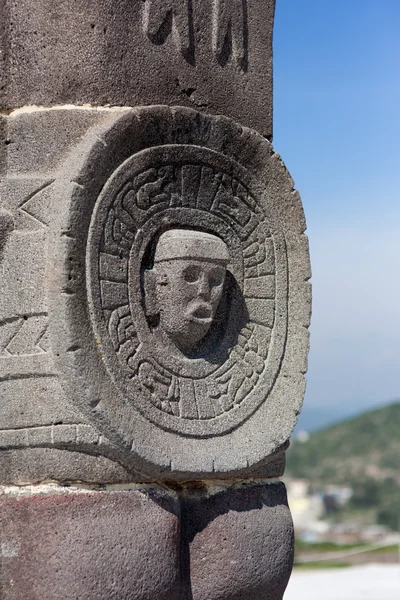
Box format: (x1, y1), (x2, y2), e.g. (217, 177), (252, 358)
(50, 106), (309, 475)
(87, 144), (287, 436)
(143, 0), (195, 64)
(143, 0), (248, 69)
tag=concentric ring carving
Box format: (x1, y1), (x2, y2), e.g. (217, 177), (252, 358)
(87, 144), (288, 436)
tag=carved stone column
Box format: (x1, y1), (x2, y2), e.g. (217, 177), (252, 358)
(0, 2), (311, 599)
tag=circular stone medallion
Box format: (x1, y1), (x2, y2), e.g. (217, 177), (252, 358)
(87, 144), (287, 436)
(50, 106), (310, 476)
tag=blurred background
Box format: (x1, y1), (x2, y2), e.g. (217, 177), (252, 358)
(273, 1), (400, 597)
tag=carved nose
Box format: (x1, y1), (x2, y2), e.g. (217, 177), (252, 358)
(198, 274), (211, 299)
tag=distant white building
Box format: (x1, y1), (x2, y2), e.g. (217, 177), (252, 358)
(285, 479), (325, 531)
(324, 484), (353, 506)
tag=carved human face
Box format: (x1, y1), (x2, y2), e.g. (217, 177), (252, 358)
(155, 258), (226, 351)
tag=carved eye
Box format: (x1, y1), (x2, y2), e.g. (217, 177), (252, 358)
(209, 269), (224, 287)
(183, 266), (201, 283)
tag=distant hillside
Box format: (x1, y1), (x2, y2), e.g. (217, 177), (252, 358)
(294, 405), (371, 433)
(286, 402), (400, 529)
(287, 401), (400, 483)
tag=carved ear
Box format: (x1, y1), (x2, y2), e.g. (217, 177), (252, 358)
(143, 270), (158, 317)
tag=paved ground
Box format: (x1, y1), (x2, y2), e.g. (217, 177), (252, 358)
(284, 564), (400, 600)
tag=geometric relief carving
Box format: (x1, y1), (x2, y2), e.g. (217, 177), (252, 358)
(0, 179), (54, 230)
(87, 144), (288, 437)
(0, 180), (51, 365)
(50, 106), (311, 478)
(212, 0), (248, 69)
(143, 0), (247, 69)
(0, 424), (106, 451)
(0, 315), (48, 356)
(0, 315), (54, 381)
(0, 319), (22, 355)
(18, 181), (54, 228)
(143, 0), (195, 64)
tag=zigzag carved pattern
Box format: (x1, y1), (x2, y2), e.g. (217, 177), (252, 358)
(0, 315), (49, 356)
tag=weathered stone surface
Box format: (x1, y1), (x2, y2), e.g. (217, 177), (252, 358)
(0, 449), (135, 485)
(148, 229), (230, 352)
(50, 105), (310, 478)
(0, 108), (123, 485)
(0, 481), (293, 599)
(1, 2), (306, 596)
(0, 231), (47, 318)
(0, 0), (275, 138)
(181, 481), (294, 600)
(0, 487), (181, 600)
(0, 378), (76, 430)
(0, 105), (310, 483)
(4, 108), (108, 174)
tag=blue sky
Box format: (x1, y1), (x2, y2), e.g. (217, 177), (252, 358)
(273, 1), (400, 416)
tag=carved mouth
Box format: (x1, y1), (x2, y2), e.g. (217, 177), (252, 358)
(190, 305), (212, 322)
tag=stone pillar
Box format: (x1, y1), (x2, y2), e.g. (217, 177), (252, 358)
(0, 2), (311, 599)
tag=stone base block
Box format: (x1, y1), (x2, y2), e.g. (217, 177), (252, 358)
(0, 487), (181, 600)
(182, 481), (294, 600)
(0, 481), (293, 599)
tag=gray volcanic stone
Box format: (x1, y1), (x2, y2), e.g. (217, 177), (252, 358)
(0, 105), (310, 483)
(48, 105), (311, 479)
(0, 488), (181, 600)
(181, 481), (294, 600)
(0, 0), (275, 138)
(0, 3), (307, 594)
(0, 107), (129, 486)
(4, 108), (108, 174)
(0, 449), (135, 485)
(146, 229), (230, 352)
(0, 116), (6, 175)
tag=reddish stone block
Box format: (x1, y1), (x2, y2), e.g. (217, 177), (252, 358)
(0, 489), (180, 600)
(181, 482), (294, 600)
